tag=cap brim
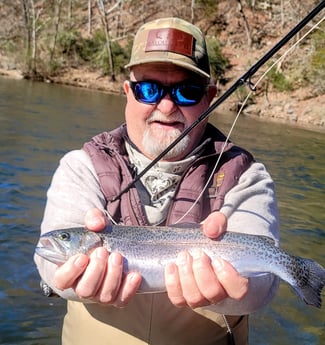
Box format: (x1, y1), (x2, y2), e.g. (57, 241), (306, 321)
(125, 58), (210, 79)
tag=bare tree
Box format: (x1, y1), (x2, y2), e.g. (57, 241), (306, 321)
(96, 0), (122, 81)
(237, 0), (252, 47)
(116, 0), (124, 38)
(50, 0), (63, 62)
(88, 0), (92, 36)
(280, 0), (285, 30)
(191, 0), (195, 24)
(28, 0), (44, 77)
(21, 0), (32, 72)
(67, 0), (73, 28)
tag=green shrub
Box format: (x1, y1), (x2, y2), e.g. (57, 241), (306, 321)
(267, 65), (293, 92)
(57, 30), (83, 58)
(111, 39), (130, 75)
(206, 38), (229, 81)
(75, 30), (105, 62)
(196, 0), (219, 18)
(286, 22), (325, 94)
(308, 25), (325, 94)
(76, 30), (129, 76)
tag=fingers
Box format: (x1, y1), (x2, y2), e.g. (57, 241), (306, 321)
(54, 248), (142, 306)
(192, 250), (227, 303)
(113, 271), (142, 308)
(74, 247), (109, 299)
(94, 253), (142, 307)
(201, 211), (227, 238)
(94, 252), (123, 303)
(54, 254), (89, 290)
(166, 251), (209, 308)
(165, 250), (226, 308)
(212, 258), (248, 300)
(165, 250), (248, 308)
(165, 263), (185, 306)
(84, 208), (108, 232)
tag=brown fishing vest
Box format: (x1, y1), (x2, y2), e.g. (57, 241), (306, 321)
(83, 123), (254, 226)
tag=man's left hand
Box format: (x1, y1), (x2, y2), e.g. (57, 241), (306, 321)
(164, 211), (249, 308)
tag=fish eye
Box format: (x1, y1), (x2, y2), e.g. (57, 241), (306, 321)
(59, 232), (71, 241)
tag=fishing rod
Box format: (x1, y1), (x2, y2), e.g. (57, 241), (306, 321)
(110, 0), (325, 203)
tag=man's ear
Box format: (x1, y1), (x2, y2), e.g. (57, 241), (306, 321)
(123, 80), (130, 95)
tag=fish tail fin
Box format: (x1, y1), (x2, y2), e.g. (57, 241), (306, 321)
(293, 258), (325, 308)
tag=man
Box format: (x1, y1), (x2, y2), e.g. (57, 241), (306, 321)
(35, 17), (279, 345)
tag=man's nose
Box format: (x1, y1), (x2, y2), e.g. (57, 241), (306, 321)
(156, 93), (178, 115)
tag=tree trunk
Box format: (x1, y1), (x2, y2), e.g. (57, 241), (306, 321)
(116, 0), (124, 37)
(30, 0), (37, 76)
(21, 0), (32, 73)
(68, 0), (72, 28)
(237, 0), (252, 47)
(96, 0), (116, 82)
(50, 0), (63, 63)
(191, 0), (195, 24)
(88, 0), (92, 36)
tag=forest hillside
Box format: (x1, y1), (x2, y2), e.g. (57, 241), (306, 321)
(0, 0), (324, 131)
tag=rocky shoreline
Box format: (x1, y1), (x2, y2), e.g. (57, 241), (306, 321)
(1, 65), (324, 133)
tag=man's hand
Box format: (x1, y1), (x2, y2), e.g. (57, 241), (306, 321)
(164, 211), (249, 308)
(53, 208), (142, 307)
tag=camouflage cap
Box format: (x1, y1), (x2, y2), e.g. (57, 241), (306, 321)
(125, 17), (210, 78)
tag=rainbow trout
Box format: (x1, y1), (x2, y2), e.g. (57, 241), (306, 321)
(35, 224), (325, 308)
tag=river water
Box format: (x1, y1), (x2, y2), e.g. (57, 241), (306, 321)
(0, 77), (324, 344)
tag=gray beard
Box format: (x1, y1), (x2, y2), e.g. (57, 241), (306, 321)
(142, 128), (190, 160)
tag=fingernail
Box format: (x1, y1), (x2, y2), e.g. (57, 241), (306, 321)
(129, 272), (140, 286)
(87, 217), (104, 229)
(212, 258), (224, 272)
(109, 252), (122, 266)
(191, 249), (202, 260)
(176, 252), (188, 265)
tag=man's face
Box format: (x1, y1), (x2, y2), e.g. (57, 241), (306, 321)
(123, 63), (216, 161)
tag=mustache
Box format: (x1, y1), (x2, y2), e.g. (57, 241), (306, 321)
(146, 110), (185, 125)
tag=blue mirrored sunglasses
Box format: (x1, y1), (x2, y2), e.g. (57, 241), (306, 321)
(129, 80), (208, 106)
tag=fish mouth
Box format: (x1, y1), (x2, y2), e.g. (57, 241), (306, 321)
(35, 236), (69, 265)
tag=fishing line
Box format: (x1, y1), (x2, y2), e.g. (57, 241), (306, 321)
(108, 1), (324, 205)
(174, 13), (325, 225)
(250, 14), (325, 98)
(104, 209), (118, 225)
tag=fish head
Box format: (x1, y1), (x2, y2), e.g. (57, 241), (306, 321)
(35, 228), (103, 265)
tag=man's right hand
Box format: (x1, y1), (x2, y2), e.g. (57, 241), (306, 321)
(53, 208), (142, 307)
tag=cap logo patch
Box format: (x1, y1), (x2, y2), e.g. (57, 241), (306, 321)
(145, 28), (194, 57)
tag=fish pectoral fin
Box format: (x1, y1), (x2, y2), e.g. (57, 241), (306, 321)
(241, 271), (270, 278)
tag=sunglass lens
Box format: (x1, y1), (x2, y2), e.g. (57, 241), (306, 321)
(135, 82), (161, 104)
(173, 85), (205, 106)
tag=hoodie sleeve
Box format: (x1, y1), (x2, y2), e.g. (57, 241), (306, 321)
(221, 161), (279, 243)
(34, 149), (106, 300)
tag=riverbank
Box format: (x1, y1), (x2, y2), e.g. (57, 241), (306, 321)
(1, 63), (324, 133)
